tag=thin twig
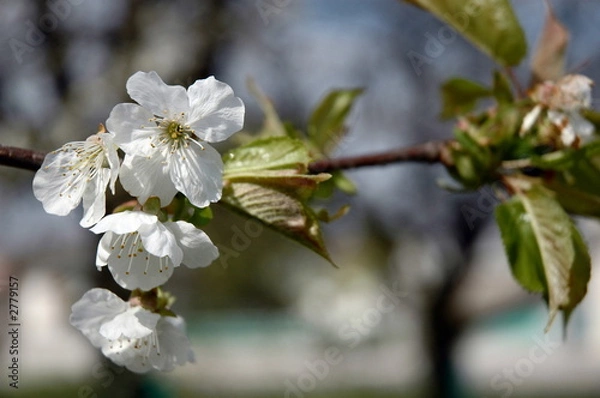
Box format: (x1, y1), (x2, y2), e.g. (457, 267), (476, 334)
(307, 140), (452, 174)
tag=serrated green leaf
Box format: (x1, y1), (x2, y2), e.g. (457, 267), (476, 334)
(403, 0), (527, 66)
(440, 78), (490, 119)
(221, 181), (334, 265)
(308, 88), (363, 155)
(496, 181), (591, 331)
(222, 136), (335, 265)
(224, 137), (311, 174)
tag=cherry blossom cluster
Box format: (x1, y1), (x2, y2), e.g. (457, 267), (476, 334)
(33, 71), (245, 372)
(520, 74), (594, 147)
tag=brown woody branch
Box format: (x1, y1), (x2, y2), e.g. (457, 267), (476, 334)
(0, 140), (452, 174)
(0, 145), (47, 171)
(307, 140), (452, 174)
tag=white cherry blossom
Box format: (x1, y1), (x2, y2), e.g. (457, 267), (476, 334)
(32, 129), (119, 227)
(90, 210), (219, 290)
(521, 74), (594, 146)
(106, 71), (245, 208)
(70, 288), (194, 373)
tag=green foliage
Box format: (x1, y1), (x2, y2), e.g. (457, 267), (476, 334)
(537, 142), (600, 217)
(234, 3), (598, 333)
(220, 84), (365, 265)
(403, 0), (527, 66)
(308, 88), (363, 155)
(440, 78), (490, 119)
(222, 137), (334, 264)
(496, 181), (590, 331)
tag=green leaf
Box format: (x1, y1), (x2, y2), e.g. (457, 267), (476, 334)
(440, 78), (490, 119)
(528, 142), (600, 217)
(308, 89), (363, 155)
(221, 181), (334, 265)
(247, 78), (287, 137)
(189, 206), (213, 228)
(224, 137), (311, 175)
(223, 136), (335, 264)
(495, 181), (591, 331)
(403, 0), (527, 66)
(531, 4), (569, 83)
(492, 70), (513, 104)
(581, 109), (600, 131)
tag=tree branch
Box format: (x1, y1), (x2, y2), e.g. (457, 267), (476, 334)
(307, 140), (452, 174)
(0, 145), (47, 171)
(0, 139), (453, 174)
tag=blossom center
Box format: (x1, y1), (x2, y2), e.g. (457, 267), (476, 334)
(155, 116), (204, 153)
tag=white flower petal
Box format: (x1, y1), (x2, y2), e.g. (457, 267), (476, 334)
(33, 147), (88, 216)
(126, 71), (190, 118)
(138, 222), (183, 265)
(570, 112), (595, 139)
(91, 211), (158, 235)
(187, 76), (245, 142)
(108, 255), (174, 291)
(70, 288), (129, 348)
(124, 316), (194, 373)
(166, 221), (219, 269)
(555, 74), (593, 111)
(33, 133), (118, 226)
(71, 288), (194, 373)
(520, 105), (543, 135)
(104, 232), (175, 291)
(107, 103), (157, 154)
(119, 154), (178, 207)
(99, 306), (159, 340)
(80, 169), (110, 228)
(96, 232), (113, 269)
(169, 144), (223, 207)
(102, 133), (121, 194)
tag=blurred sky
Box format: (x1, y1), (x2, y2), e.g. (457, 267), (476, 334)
(2, 1), (600, 397)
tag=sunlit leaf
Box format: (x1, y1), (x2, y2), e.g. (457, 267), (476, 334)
(224, 137), (311, 174)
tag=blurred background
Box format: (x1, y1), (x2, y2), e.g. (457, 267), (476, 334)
(1, 1), (600, 397)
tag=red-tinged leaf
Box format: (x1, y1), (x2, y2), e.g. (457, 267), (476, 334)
(531, 2), (569, 83)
